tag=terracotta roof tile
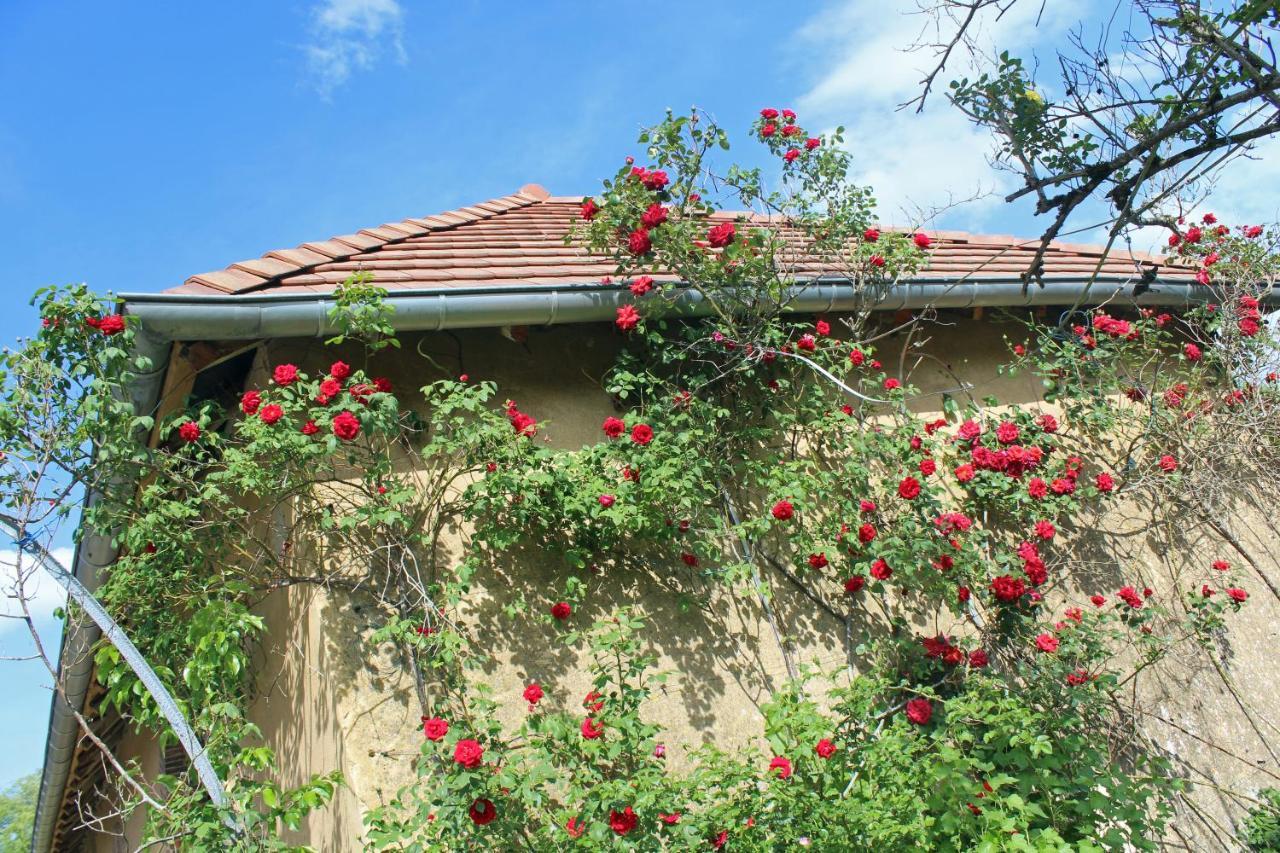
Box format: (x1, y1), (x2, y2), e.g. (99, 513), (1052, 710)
(169, 187), (1188, 296)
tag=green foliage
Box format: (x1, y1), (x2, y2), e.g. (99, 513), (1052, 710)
(1245, 788), (1280, 852)
(0, 772), (38, 853)
(327, 274), (399, 353)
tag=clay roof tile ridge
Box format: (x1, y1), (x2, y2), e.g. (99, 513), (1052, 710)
(179, 186), (549, 294)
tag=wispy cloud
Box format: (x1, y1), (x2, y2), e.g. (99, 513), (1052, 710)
(792, 0), (1280, 242)
(0, 547), (71, 637)
(303, 0), (406, 98)
(793, 0), (1075, 229)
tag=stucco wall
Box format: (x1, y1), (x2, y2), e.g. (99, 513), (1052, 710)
(100, 313), (1280, 851)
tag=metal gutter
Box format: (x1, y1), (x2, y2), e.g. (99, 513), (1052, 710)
(114, 275), (1236, 342)
(27, 271), (1242, 850)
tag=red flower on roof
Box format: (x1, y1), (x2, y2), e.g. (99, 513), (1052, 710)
(708, 222), (736, 248)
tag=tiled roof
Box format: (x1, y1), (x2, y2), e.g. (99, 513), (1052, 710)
(169, 184), (1184, 296)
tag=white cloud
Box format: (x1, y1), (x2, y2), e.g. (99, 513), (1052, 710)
(792, 0), (1280, 238)
(303, 0), (406, 98)
(1201, 136), (1280, 228)
(0, 547), (71, 637)
(792, 0), (1080, 229)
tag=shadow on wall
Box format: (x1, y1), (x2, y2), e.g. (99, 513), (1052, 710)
(240, 314), (1280, 850)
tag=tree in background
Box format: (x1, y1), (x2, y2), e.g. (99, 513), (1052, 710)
(911, 0), (1279, 285)
(0, 772), (38, 853)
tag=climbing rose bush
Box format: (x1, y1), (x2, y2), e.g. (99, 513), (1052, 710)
(12, 110), (1276, 851)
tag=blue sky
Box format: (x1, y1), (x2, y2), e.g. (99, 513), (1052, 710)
(1, 0), (1276, 791)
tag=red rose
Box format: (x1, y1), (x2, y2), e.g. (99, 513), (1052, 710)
(797, 333), (816, 351)
(581, 198), (599, 220)
(550, 602), (572, 621)
(845, 575), (866, 594)
(1035, 633), (1059, 653)
(761, 123), (777, 137)
(616, 304), (641, 331)
(897, 476), (921, 500)
(1033, 520), (1055, 540)
(453, 738), (484, 768)
(870, 558), (892, 580)
(628, 228), (652, 256)
(681, 552), (699, 567)
(523, 683), (543, 706)
(771, 500), (794, 521)
(422, 717), (448, 740)
(609, 807), (637, 836)
(857, 523), (877, 544)
(602, 416), (626, 438)
(301, 420), (319, 436)
(177, 421), (201, 443)
(1090, 594), (1106, 607)
(629, 275), (655, 296)
(991, 575), (1026, 603)
(630, 423), (654, 445)
(96, 315), (126, 335)
(332, 411), (361, 441)
(373, 377), (392, 394)
(760, 107), (779, 119)
(329, 361), (351, 380)
(805, 137), (821, 150)
(598, 494), (615, 508)
(273, 364), (298, 385)
(469, 798), (496, 826)
(258, 404), (284, 425)
(316, 378), (342, 403)
(815, 738), (836, 758)
(905, 697), (933, 725)
(781, 123), (802, 136)
(581, 717), (604, 739)
(808, 553), (828, 570)
(883, 377), (901, 390)
(1158, 454), (1177, 472)
(641, 204), (669, 229)
(1212, 559), (1230, 571)
(659, 812), (680, 824)
(566, 817), (585, 838)
(784, 148), (800, 163)
(768, 755), (792, 779)
(995, 421), (1020, 444)
(913, 232), (932, 249)
(1227, 587), (1248, 602)
(958, 586), (971, 603)
(955, 464), (975, 483)
(968, 649), (988, 667)
(708, 222), (736, 248)
(240, 391), (262, 415)
(642, 170), (669, 190)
